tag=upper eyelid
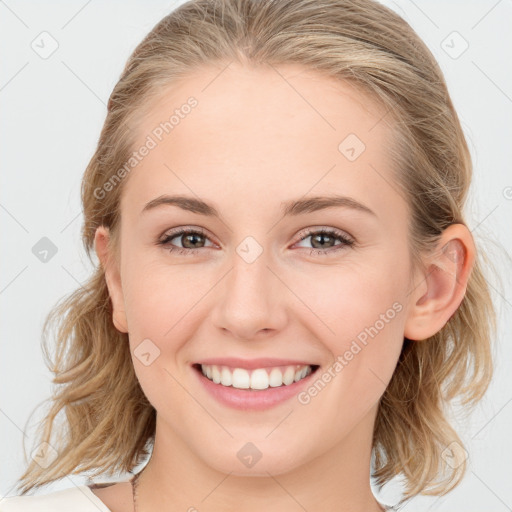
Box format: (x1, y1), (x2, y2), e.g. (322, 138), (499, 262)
(296, 226), (353, 242)
(160, 226), (211, 242)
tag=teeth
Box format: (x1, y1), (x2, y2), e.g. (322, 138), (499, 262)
(269, 368), (283, 387)
(232, 368), (250, 389)
(220, 366), (232, 386)
(283, 366), (296, 385)
(294, 366), (309, 382)
(250, 369), (268, 390)
(211, 366), (221, 384)
(200, 364), (313, 390)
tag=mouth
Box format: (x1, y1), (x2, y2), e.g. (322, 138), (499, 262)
(192, 363), (320, 391)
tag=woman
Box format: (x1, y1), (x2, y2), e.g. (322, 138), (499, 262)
(2, 0), (496, 510)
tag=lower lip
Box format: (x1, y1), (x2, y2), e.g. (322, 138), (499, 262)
(192, 365), (319, 411)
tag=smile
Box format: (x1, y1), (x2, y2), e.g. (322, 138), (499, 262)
(199, 363), (319, 391)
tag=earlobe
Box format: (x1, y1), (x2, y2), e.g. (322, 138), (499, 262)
(94, 226), (129, 334)
(404, 224), (475, 341)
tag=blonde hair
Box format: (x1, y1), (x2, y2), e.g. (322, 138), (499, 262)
(17, 0), (497, 505)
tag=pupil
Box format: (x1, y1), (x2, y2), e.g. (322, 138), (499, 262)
(312, 233), (333, 249)
(184, 233), (203, 248)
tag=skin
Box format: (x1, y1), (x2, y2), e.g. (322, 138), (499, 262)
(92, 62), (475, 512)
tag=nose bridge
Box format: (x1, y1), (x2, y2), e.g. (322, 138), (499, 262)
(211, 235), (287, 338)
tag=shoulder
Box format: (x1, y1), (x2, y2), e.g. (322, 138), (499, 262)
(0, 485), (112, 512)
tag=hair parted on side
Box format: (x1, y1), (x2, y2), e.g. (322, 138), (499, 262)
(17, 0), (497, 505)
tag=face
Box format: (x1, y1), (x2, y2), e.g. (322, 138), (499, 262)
(99, 62), (417, 477)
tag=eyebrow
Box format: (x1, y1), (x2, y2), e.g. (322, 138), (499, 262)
(141, 194), (377, 218)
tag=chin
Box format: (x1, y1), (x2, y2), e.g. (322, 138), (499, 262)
(203, 442), (310, 477)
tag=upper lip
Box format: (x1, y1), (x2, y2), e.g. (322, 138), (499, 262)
(193, 357), (318, 370)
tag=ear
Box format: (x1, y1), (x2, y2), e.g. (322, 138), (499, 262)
(404, 223), (475, 341)
(94, 225), (128, 334)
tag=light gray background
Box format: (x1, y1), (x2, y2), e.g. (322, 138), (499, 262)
(1, 1), (511, 510)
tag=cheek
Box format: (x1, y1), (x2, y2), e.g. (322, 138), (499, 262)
(123, 245), (407, 379)
(122, 246), (407, 349)
(301, 262), (406, 406)
(122, 258), (192, 332)
(297, 254), (405, 338)
(121, 261), (203, 409)
(121, 258), (220, 383)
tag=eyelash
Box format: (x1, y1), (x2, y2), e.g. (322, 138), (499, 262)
(157, 227), (354, 257)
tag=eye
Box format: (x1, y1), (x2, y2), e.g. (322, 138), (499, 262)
(157, 226), (354, 256)
(293, 227), (354, 256)
(157, 227), (215, 256)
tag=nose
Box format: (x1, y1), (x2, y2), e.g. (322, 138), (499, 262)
(210, 250), (288, 341)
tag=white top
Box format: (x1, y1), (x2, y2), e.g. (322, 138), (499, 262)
(0, 485), (112, 512)
(0, 485), (397, 511)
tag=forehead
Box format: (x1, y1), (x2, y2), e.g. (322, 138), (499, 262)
(121, 62), (403, 222)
